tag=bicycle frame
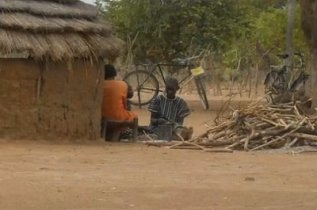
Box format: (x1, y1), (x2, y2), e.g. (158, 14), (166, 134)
(150, 63), (194, 91)
(125, 57), (209, 109)
(264, 52), (308, 103)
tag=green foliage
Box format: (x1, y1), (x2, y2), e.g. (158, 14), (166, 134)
(99, 0), (253, 62)
(98, 0), (309, 74)
(222, 1), (309, 78)
(253, 4), (308, 54)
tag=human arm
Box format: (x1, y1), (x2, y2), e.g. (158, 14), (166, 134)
(120, 82), (130, 111)
(175, 99), (190, 125)
(148, 95), (169, 126)
(127, 84), (134, 99)
(150, 112), (169, 126)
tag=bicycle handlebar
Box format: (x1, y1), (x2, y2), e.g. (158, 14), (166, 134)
(171, 55), (201, 65)
(276, 53), (289, 59)
(276, 52), (304, 60)
(274, 52), (305, 69)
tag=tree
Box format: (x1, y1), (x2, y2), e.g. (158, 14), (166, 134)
(300, 0), (317, 105)
(97, 0), (308, 82)
(98, 0), (253, 62)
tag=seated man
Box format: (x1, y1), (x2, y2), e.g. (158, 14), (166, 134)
(101, 64), (138, 141)
(148, 77), (191, 140)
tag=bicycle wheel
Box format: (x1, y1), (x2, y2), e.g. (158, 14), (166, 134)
(123, 70), (159, 106)
(194, 77), (209, 110)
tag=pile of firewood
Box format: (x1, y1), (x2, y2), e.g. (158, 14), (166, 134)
(145, 101), (317, 153)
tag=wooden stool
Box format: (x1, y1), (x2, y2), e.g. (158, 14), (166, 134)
(101, 118), (138, 141)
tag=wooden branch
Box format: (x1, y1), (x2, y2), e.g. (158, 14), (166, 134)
(293, 105), (303, 119)
(289, 133), (317, 142)
(189, 121), (233, 142)
(226, 137), (247, 149)
(259, 117), (282, 127)
(170, 145), (203, 150)
(205, 148), (233, 153)
(244, 126), (255, 151)
(250, 118), (306, 151)
(143, 131), (155, 141)
(169, 133), (207, 150)
(287, 137), (298, 147)
(169, 141), (206, 150)
(145, 141), (176, 147)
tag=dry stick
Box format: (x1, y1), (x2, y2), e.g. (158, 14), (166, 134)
(279, 119), (288, 127)
(259, 117), (282, 127)
(169, 141), (206, 150)
(254, 122), (273, 130)
(288, 137), (299, 147)
(270, 102), (294, 106)
(275, 114), (297, 119)
(244, 126), (255, 151)
(208, 130), (227, 141)
(209, 128), (238, 142)
(250, 118), (306, 151)
(306, 119), (315, 131)
(142, 130), (197, 147)
(246, 96), (265, 109)
(248, 126), (288, 140)
(293, 105), (303, 119)
(201, 139), (236, 147)
(169, 133), (206, 150)
(244, 119), (303, 149)
(288, 133), (317, 142)
(203, 123), (214, 130)
(189, 121), (233, 142)
(243, 136), (250, 151)
(266, 107), (293, 112)
(145, 141), (177, 147)
(205, 148), (233, 153)
(170, 145), (203, 150)
(249, 136), (271, 148)
(226, 137), (247, 149)
(205, 133), (244, 145)
(143, 130), (155, 141)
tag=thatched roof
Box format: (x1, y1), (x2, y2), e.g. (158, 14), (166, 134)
(0, 0), (123, 61)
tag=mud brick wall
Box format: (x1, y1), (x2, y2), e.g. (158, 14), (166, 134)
(0, 58), (103, 140)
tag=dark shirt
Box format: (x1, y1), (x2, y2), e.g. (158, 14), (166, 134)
(148, 94), (190, 125)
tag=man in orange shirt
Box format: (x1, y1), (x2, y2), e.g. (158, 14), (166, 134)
(101, 64), (138, 140)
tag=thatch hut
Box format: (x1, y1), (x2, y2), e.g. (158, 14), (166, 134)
(0, 0), (122, 139)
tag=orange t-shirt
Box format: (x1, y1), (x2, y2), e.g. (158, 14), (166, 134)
(101, 80), (137, 121)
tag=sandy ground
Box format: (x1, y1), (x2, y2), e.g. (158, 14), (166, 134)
(1, 99), (317, 210)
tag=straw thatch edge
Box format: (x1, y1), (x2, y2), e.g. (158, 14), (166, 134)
(0, 13), (112, 34)
(0, 0), (98, 19)
(0, 30), (124, 61)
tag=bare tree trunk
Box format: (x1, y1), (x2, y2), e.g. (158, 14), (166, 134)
(308, 49), (317, 107)
(286, 0), (296, 68)
(300, 0), (317, 107)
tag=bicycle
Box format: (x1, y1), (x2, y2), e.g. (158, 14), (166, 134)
(123, 56), (209, 109)
(264, 52), (309, 104)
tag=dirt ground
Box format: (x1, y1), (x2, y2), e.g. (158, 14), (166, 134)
(1, 98), (317, 210)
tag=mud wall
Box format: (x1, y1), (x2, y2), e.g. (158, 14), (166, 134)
(0, 59), (103, 140)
